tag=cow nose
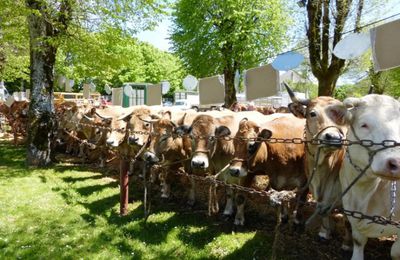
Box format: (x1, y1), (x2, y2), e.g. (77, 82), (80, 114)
(144, 152), (159, 164)
(128, 136), (139, 145)
(387, 158), (400, 174)
(229, 168), (240, 177)
(323, 132), (342, 146)
(106, 139), (114, 146)
(191, 160), (205, 168)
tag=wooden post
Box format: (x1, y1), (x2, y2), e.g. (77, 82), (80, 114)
(120, 159), (129, 216)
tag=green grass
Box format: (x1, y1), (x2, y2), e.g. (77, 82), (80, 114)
(0, 141), (275, 259)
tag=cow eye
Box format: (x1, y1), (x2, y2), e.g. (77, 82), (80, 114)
(145, 123), (150, 128)
(309, 111), (317, 117)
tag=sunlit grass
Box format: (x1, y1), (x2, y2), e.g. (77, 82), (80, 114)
(0, 141), (274, 259)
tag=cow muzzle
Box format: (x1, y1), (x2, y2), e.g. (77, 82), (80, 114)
(229, 166), (247, 177)
(143, 151), (159, 164)
(191, 154), (209, 169)
(373, 157), (400, 180)
(128, 136), (139, 145)
(321, 131), (343, 147)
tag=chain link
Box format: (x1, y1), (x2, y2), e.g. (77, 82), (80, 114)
(342, 209), (400, 228)
(66, 122), (400, 148)
(59, 118), (400, 228)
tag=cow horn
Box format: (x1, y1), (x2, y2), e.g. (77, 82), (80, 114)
(83, 114), (94, 121)
(138, 117), (158, 124)
(283, 82), (310, 106)
(117, 111), (134, 121)
(95, 112), (112, 120)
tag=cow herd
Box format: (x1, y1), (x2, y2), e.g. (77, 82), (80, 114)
(1, 86), (400, 259)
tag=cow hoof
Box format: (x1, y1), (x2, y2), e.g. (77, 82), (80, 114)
(222, 214), (232, 221)
(293, 222), (305, 233)
(341, 244), (352, 252)
(234, 218), (244, 226)
(318, 231), (331, 240)
(187, 199), (195, 207)
(280, 214), (289, 224)
(316, 236), (330, 244)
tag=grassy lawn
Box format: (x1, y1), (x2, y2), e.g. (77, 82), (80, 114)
(0, 141), (275, 259)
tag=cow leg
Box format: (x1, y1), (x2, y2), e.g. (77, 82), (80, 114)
(281, 201), (289, 224)
(293, 186), (308, 226)
(234, 193), (245, 226)
(223, 187), (234, 216)
(391, 236), (400, 260)
(160, 172), (170, 199)
(341, 217), (353, 251)
(208, 184), (219, 215)
(187, 178), (195, 206)
(351, 229), (367, 260)
(318, 216), (333, 240)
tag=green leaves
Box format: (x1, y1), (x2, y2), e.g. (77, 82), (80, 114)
(171, 0), (290, 77)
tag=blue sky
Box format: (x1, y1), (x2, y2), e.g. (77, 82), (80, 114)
(136, 18), (173, 52)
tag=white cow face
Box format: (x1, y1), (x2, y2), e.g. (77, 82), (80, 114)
(329, 95), (400, 180)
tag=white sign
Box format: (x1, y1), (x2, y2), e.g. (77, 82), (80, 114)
(183, 75), (198, 91)
(161, 81), (170, 94)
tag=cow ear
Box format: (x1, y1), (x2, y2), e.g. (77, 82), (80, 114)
(162, 111), (171, 120)
(326, 104), (351, 125)
(258, 129), (272, 139)
(174, 125), (191, 136)
(150, 114), (161, 120)
(118, 111), (133, 121)
(215, 126), (231, 137)
(288, 103), (306, 119)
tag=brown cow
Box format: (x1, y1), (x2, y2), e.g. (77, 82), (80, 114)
(189, 111), (277, 215)
(286, 83), (352, 251)
(143, 111), (192, 200)
(228, 115), (307, 226)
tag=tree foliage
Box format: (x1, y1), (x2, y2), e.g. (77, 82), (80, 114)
(171, 0), (290, 106)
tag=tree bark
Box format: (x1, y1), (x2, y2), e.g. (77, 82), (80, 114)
(224, 65), (237, 108)
(306, 0), (357, 97)
(26, 0), (57, 166)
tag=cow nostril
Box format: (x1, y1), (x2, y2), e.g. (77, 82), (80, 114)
(229, 168), (240, 177)
(388, 159), (400, 172)
(325, 133), (333, 140)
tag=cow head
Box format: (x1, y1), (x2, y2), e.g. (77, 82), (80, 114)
(106, 113), (130, 147)
(190, 115), (228, 171)
(229, 118), (271, 177)
(143, 111), (178, 164)
(286, 83), (346, 150)
(327, 94), (400, 180)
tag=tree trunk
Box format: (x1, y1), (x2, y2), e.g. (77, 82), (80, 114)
(317, 75), (337, 96)
(26, 0), (57, 166)
(224, 66), (236, 108)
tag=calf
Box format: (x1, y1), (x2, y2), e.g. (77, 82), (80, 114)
(228, 115), (307, 226)
(327, 94), (400, 260)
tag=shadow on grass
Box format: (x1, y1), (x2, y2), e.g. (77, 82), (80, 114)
(222, 231), (273, 260)
(76, 182), (118, 197)
(0, 141), (26, 169)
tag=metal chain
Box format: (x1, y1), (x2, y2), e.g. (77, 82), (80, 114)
(67, 122), (400, 148)
(342, 209), (400, 228)
(60, 117), (400, 228)
(390, 181), (397, 220)
(159, 167), (298, 206)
